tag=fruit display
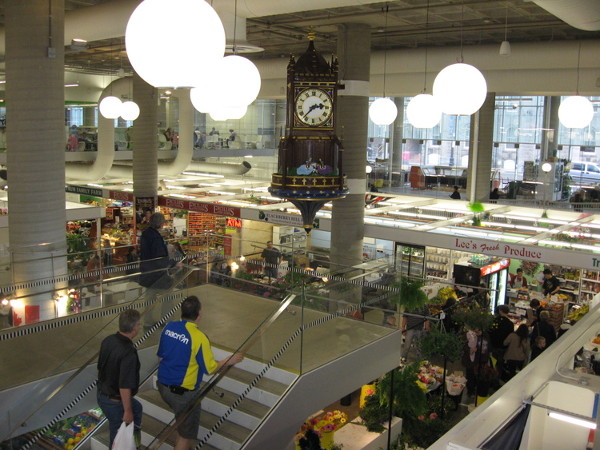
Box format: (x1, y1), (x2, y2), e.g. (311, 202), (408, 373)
(41, 410), (101, 449)
(567, 303), (589, 322)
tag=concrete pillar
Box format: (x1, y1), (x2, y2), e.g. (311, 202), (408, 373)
(6, 0), (67, 322)
(133, 73), (158, 202)
(391, 97), (405, 186)
(542, 96), (560, 160)
(330, 23), (370, 272)
(467, 93), (496, 203)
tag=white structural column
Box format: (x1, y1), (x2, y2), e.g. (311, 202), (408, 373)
(330, 23), (371, 270)
(6, 0), (67, 321)
(133, 73), (158, 203)
(468, 92), (496, 203)
(542, 96), (560, 160)
(391, 97), (405, 186)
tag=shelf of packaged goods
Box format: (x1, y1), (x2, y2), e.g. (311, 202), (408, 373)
(559, 287), (577, 292)
(581, 290), (598, 294)
(582, 278), (600, 283)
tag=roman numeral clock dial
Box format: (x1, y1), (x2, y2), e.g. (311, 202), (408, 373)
(295, 88), (333, 126)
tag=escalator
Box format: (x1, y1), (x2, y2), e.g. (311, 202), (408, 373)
(1, 265), (401, 449)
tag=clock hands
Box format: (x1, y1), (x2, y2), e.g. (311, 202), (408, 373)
(307, 102), (325, 113)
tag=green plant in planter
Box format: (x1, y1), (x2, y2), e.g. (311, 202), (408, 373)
(360, 363), (427, 433)
(388, 277), (429, 311)
(468, 201), (485, 213)
(420, 324), (464, 362)
(453, 300), (493, 331)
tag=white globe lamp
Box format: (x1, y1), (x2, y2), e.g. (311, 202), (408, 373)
(99, 96), (122, 119)
(369, 98), (398, 126)
(216, 55), (261, 108)
(190, 83), (219, 113)
(433, 63), (487, 115)
(407, 94), (442, 128)
(120, 101), (140, 121)
(125, 0), (225, 88)
(541, 162), (552, 173)
(209, 105), (247, 121)
(558, 96), (594, 129)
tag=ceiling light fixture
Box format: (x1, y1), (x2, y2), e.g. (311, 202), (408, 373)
(499, 4), (511, 56)
(126, 0), (225, 88)
(558, 43), (594, 129)
(407, 0), (442, 128)
(432, 0), (487, 116)
(369, 4), (398, 126)
(99, 96), (122, 119)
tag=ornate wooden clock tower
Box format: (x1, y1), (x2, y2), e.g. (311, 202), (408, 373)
(269, 35), (348, 232)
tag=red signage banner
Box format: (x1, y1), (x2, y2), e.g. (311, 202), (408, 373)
(480, 258), (510, 277)
(109, 190), (135, 202)
(157, 196), (241, 218)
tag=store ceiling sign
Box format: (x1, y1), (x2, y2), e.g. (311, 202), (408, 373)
(66, 185), (103, 197)
(226, 218), (242, 228)
(480, 258), (510, 276)
(109, 190), (134, 202)
(247, 210), (320, 228)
(453, 238), (544, 260)
(157, 197), (241, 218)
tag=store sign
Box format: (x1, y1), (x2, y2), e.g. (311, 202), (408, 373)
(226, 218), (242, 228)
(453, 238), (544, 260)
(66, 185), (103, 197)
(157, 196), (241, 218)
(480, 258), (510, 276)
(254, 210), (320, 229)
(110, 190), (134, 202)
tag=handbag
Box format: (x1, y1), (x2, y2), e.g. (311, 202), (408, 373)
(112, 422), (136, 450)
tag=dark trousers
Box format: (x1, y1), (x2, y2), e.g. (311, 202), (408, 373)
(97, 391), (142, 448)
(504, 360), (524, 381)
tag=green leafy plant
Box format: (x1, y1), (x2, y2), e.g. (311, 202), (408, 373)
(468, 201), (485, 212)
(453, 300), (493, 331)
(360, 363), (427, 433)
(420, 325), (464, 362)
(388, 277), (429, 311)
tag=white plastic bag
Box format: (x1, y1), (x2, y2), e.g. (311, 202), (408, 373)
(112, 422), (136, 450)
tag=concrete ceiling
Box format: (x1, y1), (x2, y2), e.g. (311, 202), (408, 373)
(1, 0), (600, 75)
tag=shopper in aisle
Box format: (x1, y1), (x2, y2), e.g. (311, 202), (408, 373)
(541, 268), (561, 296)
(503, 324), (530, 381)
(530, 336), (547, 360)
(261, 240), (281, 279)
(157, 296), (243, 450)
(450, 185), (461, 199)
(462, 328), (490, 398)
(489, 305), (515, 381)
(526, 298), (544, 327)
(509, 268), (528, 288)
(97, 309), (143, 449)
(531, 310), (557, 349)
(401, 306), (430, 361)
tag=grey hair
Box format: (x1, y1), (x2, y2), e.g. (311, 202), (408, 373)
(149, 212), (165, 229)
(119, 309), (141, 333)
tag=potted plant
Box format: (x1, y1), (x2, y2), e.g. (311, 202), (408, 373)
(388, 277), (429, 312)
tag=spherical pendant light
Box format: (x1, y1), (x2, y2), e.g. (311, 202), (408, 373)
(433, 63), (487, 115)
(99, 96), (122, 119)
(217, 55), (262, 108)
(125, 0), (225, 88)
(407, 94), (442, 128)
(209, 105), (247, 121)
(369, 98), (398, 126)
(190, 84), (219, 113)
(558, 96), (594, 129)
(120, 101), (140, 121)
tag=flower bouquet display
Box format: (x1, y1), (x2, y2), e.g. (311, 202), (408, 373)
(445, 373), (467, 396)
(417, 361), (444, 392)
(294, 411), (347, 450)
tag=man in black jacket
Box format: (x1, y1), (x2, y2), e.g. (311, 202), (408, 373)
(139, 213), (177, 329)
(489, 305), (514, 381)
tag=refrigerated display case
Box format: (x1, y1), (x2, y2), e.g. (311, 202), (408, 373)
(453, 258), (510, 313)
(395, 243), (425, 278)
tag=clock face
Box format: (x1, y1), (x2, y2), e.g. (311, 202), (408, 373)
(295, 88), (333, 126)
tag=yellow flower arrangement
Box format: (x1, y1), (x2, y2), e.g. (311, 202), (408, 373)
(416, 380), (428, 393)
(295, 410), (348, 442)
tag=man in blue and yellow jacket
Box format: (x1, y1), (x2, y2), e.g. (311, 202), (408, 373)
(157, 296), (243, 449)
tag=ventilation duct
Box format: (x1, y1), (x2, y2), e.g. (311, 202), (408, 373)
(531, 0), (600, 31)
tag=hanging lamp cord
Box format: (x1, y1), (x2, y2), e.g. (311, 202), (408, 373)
(382, 4), (389, 97)
(459, 0), (464, 63)
(576, 41), (582, 94)
(233, 0), (238, 55)
(423, 0), (430, 93)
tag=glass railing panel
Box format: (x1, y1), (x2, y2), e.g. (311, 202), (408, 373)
(0, 264), (197, 444)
